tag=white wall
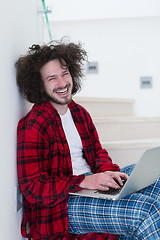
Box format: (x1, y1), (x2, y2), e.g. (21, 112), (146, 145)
(0, 1), (42, 239)
(0, 2), (158, 239)
(43, 1), (160, 117)
(47, 0), (160, 21)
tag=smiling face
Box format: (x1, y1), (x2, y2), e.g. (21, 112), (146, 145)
(40, 59), (73, 114)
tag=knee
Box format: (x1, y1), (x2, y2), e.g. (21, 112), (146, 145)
(132, 198), (160, 239)
(122, 195), (160, 236)
(140, 197), (160, 218)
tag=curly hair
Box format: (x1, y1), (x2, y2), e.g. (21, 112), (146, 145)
(15, 40), (88, 104)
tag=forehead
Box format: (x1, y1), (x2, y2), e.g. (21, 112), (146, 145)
(40, 59), (67, 78)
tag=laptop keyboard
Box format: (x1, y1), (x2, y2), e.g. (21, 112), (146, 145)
(95, 179), (126, 196)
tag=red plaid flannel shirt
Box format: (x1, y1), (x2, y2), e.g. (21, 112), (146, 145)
(17, 100), (120, 240)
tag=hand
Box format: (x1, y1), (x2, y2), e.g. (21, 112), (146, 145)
(79, 171), (128, 191)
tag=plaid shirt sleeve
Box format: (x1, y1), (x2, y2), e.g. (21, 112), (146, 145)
(17, 118), (85, 207)
(89, 116), (120, 173)
(72, 103), (120, 174)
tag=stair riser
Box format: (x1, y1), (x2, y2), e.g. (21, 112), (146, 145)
(105, 147), (146, 168)
(74, 97), (134, 117)
(95, 121), (160, 141)
(102, 139), (160, 167)
(80, 102), (133, 117)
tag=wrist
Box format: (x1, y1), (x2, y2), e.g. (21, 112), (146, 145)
(79, 176), (87, 188)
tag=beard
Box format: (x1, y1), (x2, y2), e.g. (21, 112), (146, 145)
(48, 94), (72, 105)
(43, 84), (72, 105)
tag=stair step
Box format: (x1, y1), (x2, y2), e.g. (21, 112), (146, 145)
(74, 97), (134, 117)
(94, 117), (160, 141)
(102, 138), (160, 167)
(102, 138), (160, 150)
(73, 97), (160, 167)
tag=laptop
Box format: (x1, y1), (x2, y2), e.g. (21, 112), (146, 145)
(70, 146), (160, 200)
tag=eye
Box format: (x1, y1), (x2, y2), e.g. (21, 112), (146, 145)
(48, 77), (56, 81)
(62, 71), (69, 77)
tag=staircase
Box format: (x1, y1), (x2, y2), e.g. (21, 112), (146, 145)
(74, 97), (160, 167)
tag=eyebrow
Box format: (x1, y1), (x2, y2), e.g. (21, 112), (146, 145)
(62, 69), (69, 74)
(46, 70), (69, 80)
(46, 75), (56, 80)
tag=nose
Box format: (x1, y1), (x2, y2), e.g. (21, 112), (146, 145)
(56, 76), (66, 88)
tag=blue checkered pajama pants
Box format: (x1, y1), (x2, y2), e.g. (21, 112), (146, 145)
(68, 164), (160, 239)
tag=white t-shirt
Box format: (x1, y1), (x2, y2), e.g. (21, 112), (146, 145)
(60, 108), (91, 176)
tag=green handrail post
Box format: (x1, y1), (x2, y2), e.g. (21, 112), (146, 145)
(42, 0), (52, 41)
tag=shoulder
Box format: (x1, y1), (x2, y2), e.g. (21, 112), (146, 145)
(69, 100), (91, 117)
(17, 102), (59, 134)
(69, 100), (93, 127)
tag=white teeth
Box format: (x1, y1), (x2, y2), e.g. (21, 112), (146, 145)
(56, 88), (67, 94)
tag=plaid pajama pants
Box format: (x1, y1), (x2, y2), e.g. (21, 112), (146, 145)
(68, 164), (160, 239)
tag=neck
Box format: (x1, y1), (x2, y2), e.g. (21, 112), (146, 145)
(51, 102), (68, 115)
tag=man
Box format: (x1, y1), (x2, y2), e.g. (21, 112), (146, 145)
(16, 41), (160, 240)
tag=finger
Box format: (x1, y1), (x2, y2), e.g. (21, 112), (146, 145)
(99, 184), (109, 191)
(112, 179), (121, 188)
(103, 179), (120, 189)
(113, 173), (128, 186)
(112, 171), (128, 179)
(114, 177), (124, 187)
(118, 173), (127, 184)
(119, 172), (129, 180)
(101, 174), (120, 189)
(104, 171), (128, 180)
